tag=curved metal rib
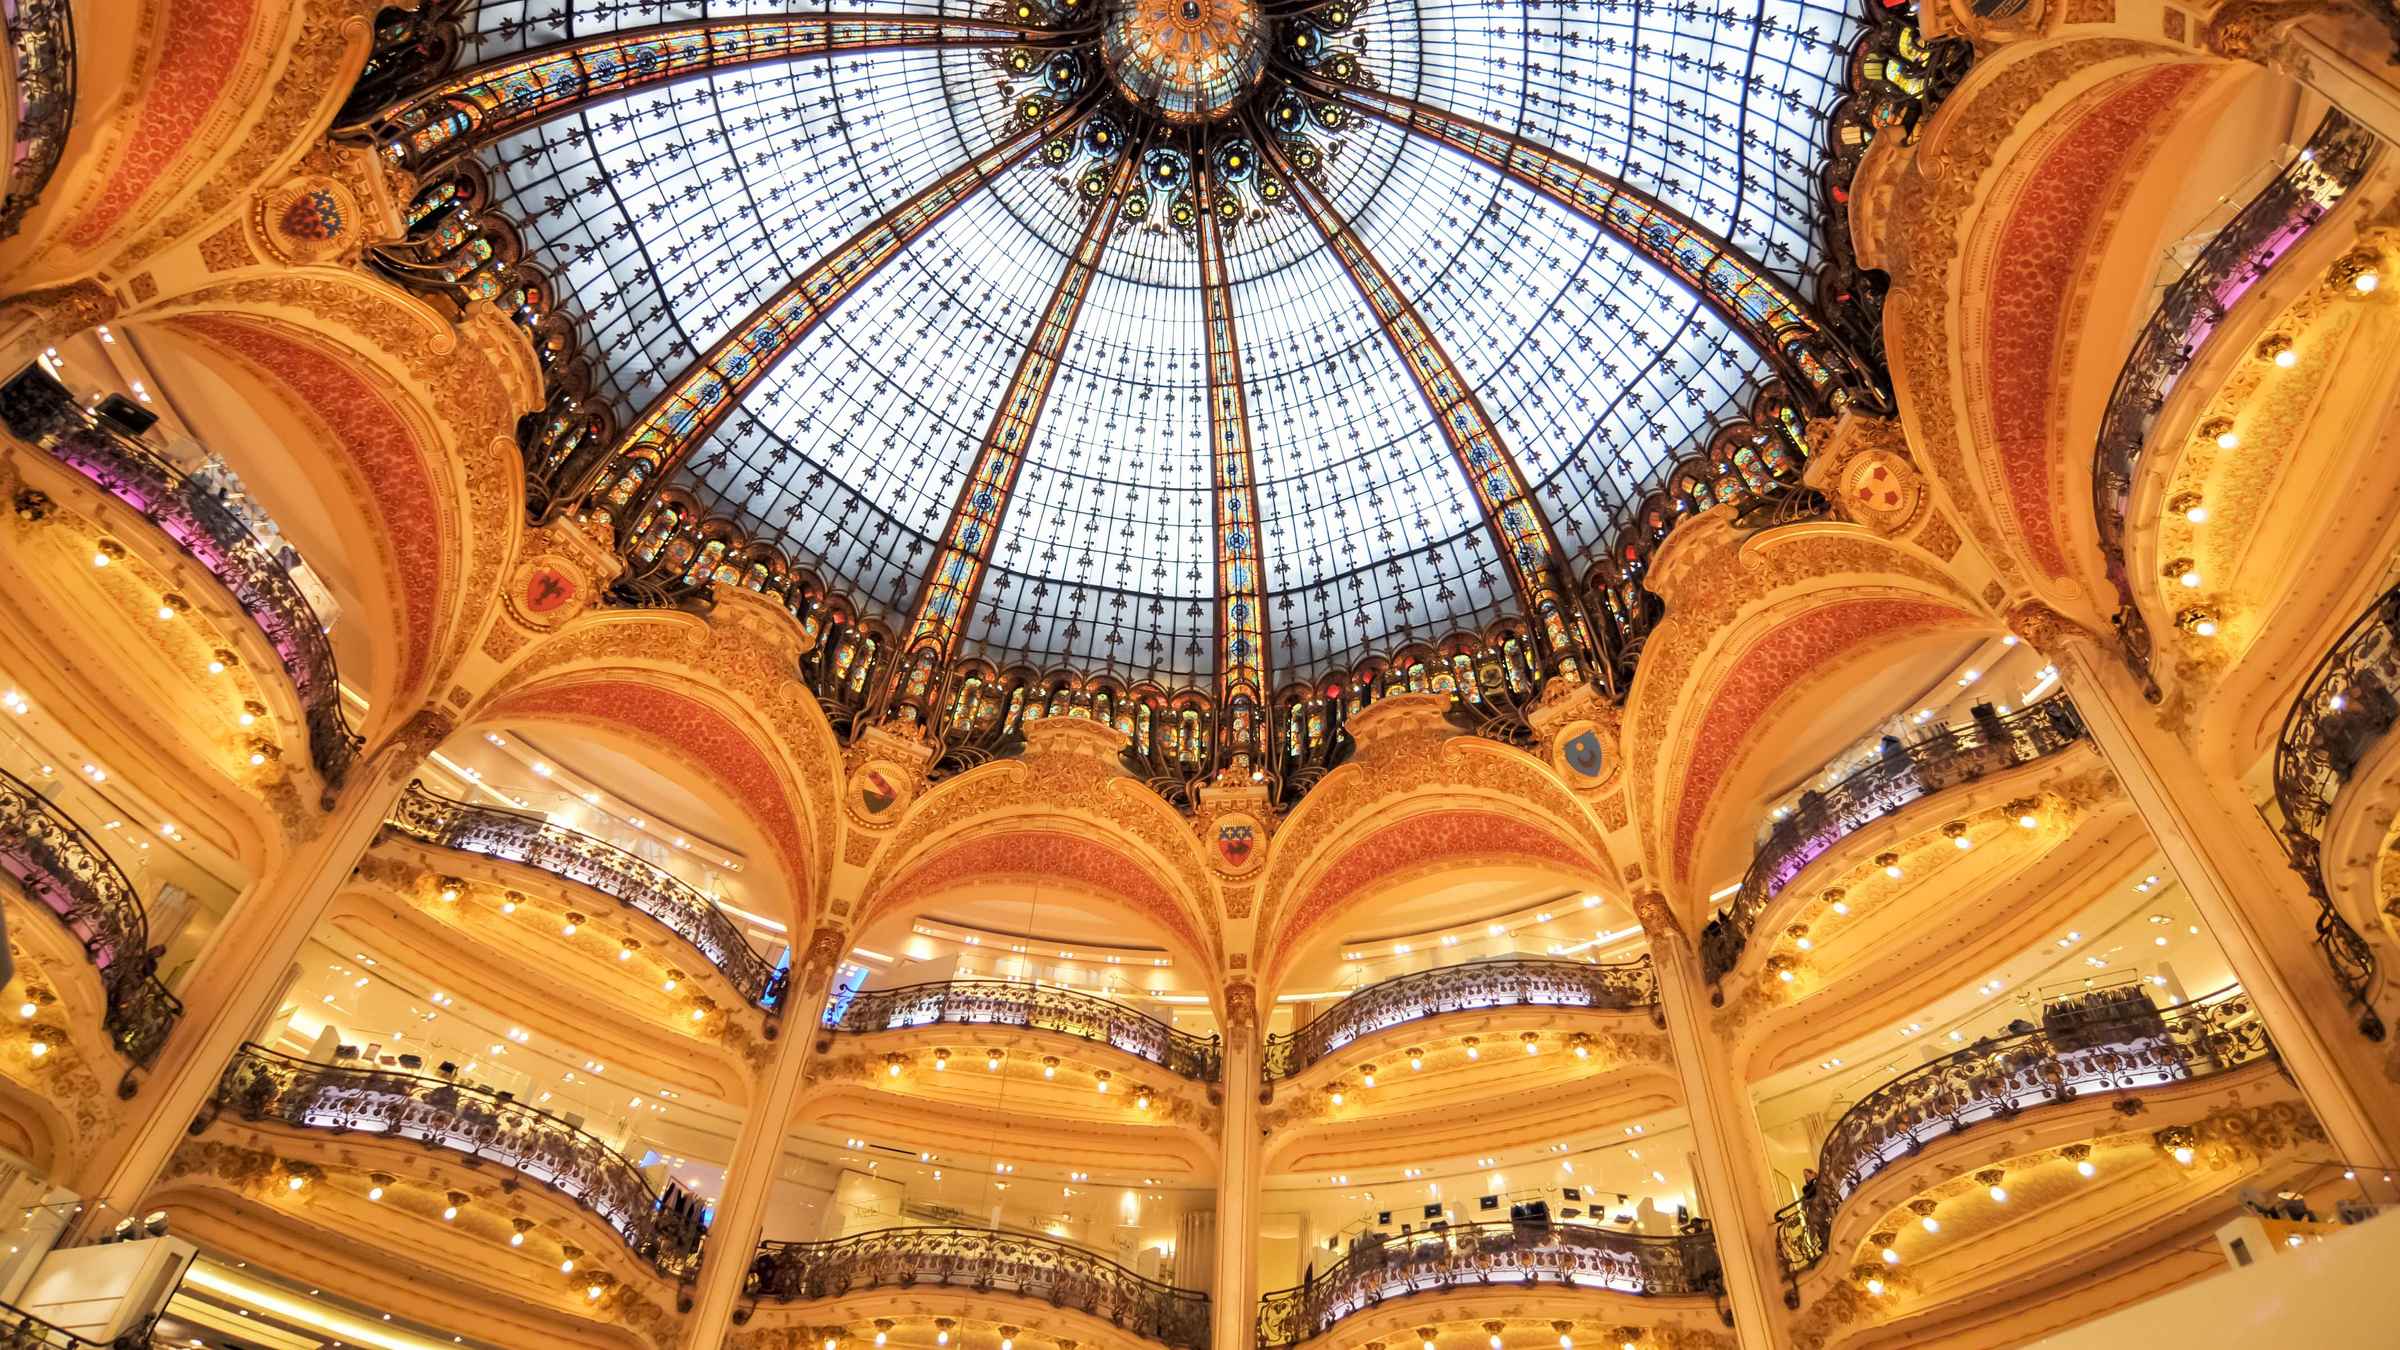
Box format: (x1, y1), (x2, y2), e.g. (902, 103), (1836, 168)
(749, 1226), (1209, 1350)
(1196, 186), (1273, 768)
(384, 782), (787, 1010)
(896, 143), (1149, 668)
(1261, 956), (1658, 1081)
(1255, 1218), (1722, 1348)
(1770, 986), (2272, 1280)
(1318, 82), (1879, 415)
(1269, 144), (1588, 669)
(1699, 698), (2088, 987)
(0, 766), (182, 1075)
(210, 1044), (705, 1280)
(823, 978), (1222, 1083)
(0, 367), (362, 804)
(569, 101), (1089, 521)
(348, 14), (1074, 174)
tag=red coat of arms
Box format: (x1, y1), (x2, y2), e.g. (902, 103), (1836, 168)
(1217, 822), (1255, 867)
(525, 567), (578, 615)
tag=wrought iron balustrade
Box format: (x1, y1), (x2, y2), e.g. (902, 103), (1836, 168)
(747, 1227), (1208, 1350)
(2271, 580), (2400, 1034)
(2093, 111), (2377, 692)
(384, 781), (787, 1010)
(1263, 956), (1659, 1082)
(1699, 698), (2088, 987)
(209, 1043), (704, 1280)
(0, 765), (182, 1077)
(1770, 986), (2272, 1282)
(0, 367), (362, 802)
(824, 979), (1220, 1083)
(1, 0), (74, 241)
(1254, 1219), (1722, 1348)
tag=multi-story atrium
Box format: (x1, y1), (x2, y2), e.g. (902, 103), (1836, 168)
(0, 0), (2397, 1346)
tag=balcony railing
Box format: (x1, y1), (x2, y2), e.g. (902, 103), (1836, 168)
(823, 979), (1221, 1083)
(0, 1295), (108, 1348)
(1255, 1220), (1723, 1349)
(0, 367), (362, 801)
(1262, 956), (1660, 1082)
(1699, 698), (2088, 987)
(208, 1044), (704, 1281)
(1770, 986), (2272, 1283)
(1, 0), (74, 241)
(2271, 580), (2399, 1036)
(747, 1227), (1208, 1350)
(2093, 111), (2378, 692)
(0, 765), (181, 1077)
(385, 781), (787, 1011)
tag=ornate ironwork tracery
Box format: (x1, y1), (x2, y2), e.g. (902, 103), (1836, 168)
(0, 366), (362, 802)
(385, 782), (788, 1011)
(0, 766), (182, 1077)
(1770, 987), (2272, 1282)
(210, 1044), (704, 1281)
(1262, 956), (1659, 1081)
(823, 978), (1222, 1082)
(748, 1227), (1208, 1350)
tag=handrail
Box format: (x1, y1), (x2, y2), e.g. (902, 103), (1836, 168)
(2091, 111), (2378, 691)
(1699, 698), (2088, 987)
(0, 0), (74, 241)
(1261, 956), (1660, 1082)
(748, 1226), (1209, 1350)
(1254, 1219), (1722, 1348)
(0, 764), (182, 1076)
(2270, 580), (2399, 1035)
(1770, 986), (2273, 1281)
(0, 1293), (107, 1348)
(0, 366), (362, 803)
(385, 781), (787, 1010)
(209, 1043), (705, 1280)
(823, 979), (1221, 1083)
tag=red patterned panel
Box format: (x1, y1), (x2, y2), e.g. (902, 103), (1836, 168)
(1982, 64), (2211, 578)
(168, 315), (442, 693)
(484, 679), (817, 915)
(881, 830), (1206, 962)
(1272, 809), (1599, 985)
(68, 0), (261, 248)
(1669, 598), (1979, 883)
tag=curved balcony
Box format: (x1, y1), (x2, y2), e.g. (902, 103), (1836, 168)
(1, 0), (74, 241)
(746, 1227), (1208, 1350)
(1264, 956), (1660, 1082)
(1770, 986), (2273, 1282)
(385, 781), (787, 1011)
(823, 979), (1221, 1083)
(206, 1044), (704, 1281)
(2093, 110), (2378, 692)
(1254, 1220), (1722, 1349)
(0, 367), (362, 800)
(1699, 698), (2088, 987)
(0, 765), (181, 1077)
(2272, 580), (2398, 1032)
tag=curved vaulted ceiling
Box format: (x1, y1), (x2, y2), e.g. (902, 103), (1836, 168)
(397, 0), (1866, 687)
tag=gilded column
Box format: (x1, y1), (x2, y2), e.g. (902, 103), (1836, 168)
(1634, 892), (1790, 1350)
(1213, 979), (1264, 1350)
(684, 922), (848, 1346)
(2013, 602), (2400, 1165)
(68, 708), (456, 1218)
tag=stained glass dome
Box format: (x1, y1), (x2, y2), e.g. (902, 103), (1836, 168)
(372, 0), (1873, 692)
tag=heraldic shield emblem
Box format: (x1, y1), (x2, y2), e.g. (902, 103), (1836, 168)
(1563, 729), (1606, 780)
(1218, 822), (1254, 867)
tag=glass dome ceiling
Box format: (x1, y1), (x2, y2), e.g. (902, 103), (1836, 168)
(419, 0), (1866, 686)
